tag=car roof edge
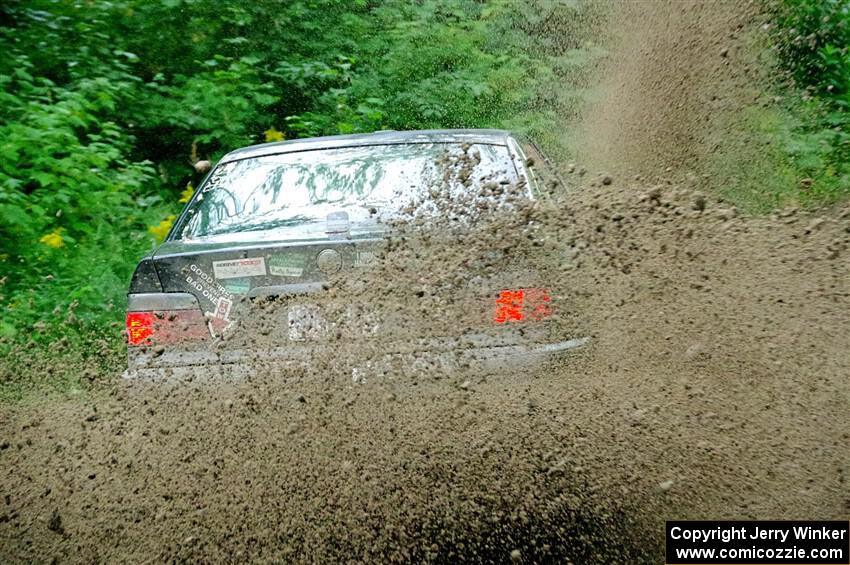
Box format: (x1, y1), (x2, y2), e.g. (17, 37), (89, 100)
(219, 129), (514, 164)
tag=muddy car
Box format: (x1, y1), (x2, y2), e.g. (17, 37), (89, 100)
(124, 129), (589, 379)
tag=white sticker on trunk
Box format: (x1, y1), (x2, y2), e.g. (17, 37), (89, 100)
(212, 257), (266, 279)
(355, 250), (377, 268)
(271, 265), (303, 277)
(214, 296), (232, 321)
(269, 255), (304, 277)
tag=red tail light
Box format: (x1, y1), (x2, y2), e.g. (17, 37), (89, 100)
(126, 312), (155, 345)
(125, 310), (209, 346)
(493, 288), (552, 324)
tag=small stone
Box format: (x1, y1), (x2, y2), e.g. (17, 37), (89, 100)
(601, 175), (613, 185)
(47, 509), (63, 534)
(805, 218), (824, 234)
(459, 380), (471, 390)
(510, 549), (522, 562)
(295, 393), (306, 403)
(659, 479), (675, 492)
(715, 208), (734, 221)
(719, 47), (729, 57)
(684, 344), (704, 360)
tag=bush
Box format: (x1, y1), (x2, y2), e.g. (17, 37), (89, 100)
(767, 0), (850, 204)
(0, 53), (167, 343)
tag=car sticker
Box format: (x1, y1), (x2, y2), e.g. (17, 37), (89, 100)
(354, 250), (377, 268)
(186, 264), (233, 307)
(212, 257), (266, 279)
(222, 278), (251, 295)
(269, 255), (304, 277)
(214, 296), (232, 321)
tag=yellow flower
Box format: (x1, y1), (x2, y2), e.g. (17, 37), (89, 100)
(179, 182), (194, 203)
(264, 127), (285, 142)
(148, 215), (176, 242)
(39, 228), (64, 249)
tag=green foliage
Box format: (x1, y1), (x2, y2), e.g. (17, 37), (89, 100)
(765, 0), (850, 204)
(0, 53), (165, 343)
(773, 0), (850, 98)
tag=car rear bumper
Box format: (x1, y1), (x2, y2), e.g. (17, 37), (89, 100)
(123, 336), (591, 381)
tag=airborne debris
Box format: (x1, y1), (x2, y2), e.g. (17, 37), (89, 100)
(47, 510), (63, 535)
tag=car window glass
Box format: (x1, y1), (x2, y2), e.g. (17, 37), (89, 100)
(180, 143), (519, 239)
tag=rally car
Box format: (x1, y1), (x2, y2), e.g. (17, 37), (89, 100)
(124, 129), (589, 379)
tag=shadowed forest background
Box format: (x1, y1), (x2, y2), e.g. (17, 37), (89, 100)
(0, 0), (847, 393)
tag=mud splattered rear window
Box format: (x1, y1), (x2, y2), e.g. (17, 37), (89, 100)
(178, 143), (519, 239)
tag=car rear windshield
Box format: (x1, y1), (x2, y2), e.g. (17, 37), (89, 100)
(177, 143), (519, 239)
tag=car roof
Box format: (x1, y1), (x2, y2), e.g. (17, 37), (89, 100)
(219, 129), (515, 164)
